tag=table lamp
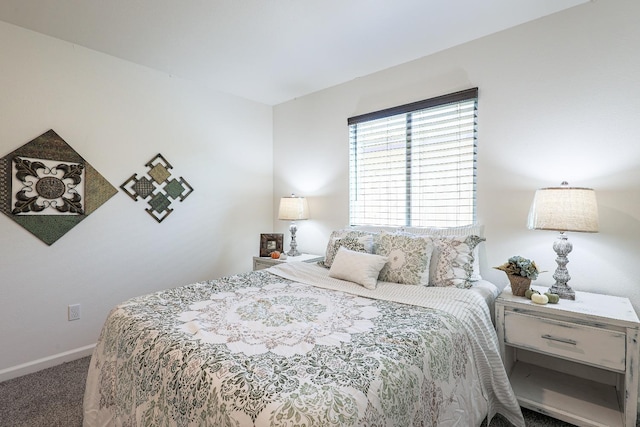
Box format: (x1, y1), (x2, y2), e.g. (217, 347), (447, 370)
(278, 194), (309, 257)
(527, 181), (599, 300)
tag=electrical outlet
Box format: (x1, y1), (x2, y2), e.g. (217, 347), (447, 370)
(68, 304), (81, 321)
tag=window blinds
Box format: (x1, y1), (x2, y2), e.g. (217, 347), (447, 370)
(348, 88), (478, 227)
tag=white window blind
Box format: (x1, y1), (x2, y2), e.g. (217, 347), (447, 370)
(348, 88), (478, 227)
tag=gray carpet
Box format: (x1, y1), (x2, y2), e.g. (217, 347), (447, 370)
(0, 356), (575, 426)
(0, 357), (90, 427)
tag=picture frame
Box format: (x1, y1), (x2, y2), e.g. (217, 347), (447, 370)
(260, 233), (284, 257)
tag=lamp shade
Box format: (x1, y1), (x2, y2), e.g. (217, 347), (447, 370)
(278, 195), (309, 221)
(527, 183), (599, 233)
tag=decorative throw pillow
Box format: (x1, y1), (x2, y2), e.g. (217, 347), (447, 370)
(329, 247), (388, 290)
(430, 235), (485, 288)
(374, 232), (434, 285)
(321, 229), (374, 268)
(403, 224), (484, 281)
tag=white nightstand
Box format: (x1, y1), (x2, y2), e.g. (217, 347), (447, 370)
(495, 286), (640, 427)
(252, 253), (324, 271)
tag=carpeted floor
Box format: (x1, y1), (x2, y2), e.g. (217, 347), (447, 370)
(0, 357), (90, 427)
(0, 356), (577, 426)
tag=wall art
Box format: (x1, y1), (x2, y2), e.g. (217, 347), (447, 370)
(0, 129), (118, 245)
(120, 153), (194, 223)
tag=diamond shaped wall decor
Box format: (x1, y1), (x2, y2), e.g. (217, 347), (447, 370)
(120, 153), (194, 223)
(0, 129), (118, 245)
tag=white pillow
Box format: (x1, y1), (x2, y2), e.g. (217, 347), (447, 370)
(329, 247), (388, 290)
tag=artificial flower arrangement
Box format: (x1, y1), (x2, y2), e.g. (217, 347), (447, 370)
(494, 255), (542, 280)
(494, 255), (544, 297)
(494, 256), (556, 303)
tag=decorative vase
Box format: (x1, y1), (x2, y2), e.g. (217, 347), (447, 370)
(508, 274), (532, 297)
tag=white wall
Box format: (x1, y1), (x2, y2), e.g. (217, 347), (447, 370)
(0, 22), (273, 379)
(273, 1), (640, 310)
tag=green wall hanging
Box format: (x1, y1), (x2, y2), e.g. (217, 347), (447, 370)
(120, 153), (194, 223)
(0, 129), (117, 245)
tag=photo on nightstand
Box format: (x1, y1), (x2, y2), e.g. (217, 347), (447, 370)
(259, 233), (283, 257)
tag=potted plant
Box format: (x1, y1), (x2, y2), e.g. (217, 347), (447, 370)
(494, 255), (542, 296)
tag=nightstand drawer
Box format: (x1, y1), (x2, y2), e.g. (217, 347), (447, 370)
(252, 254), (324, 271)
(504, 311), (626, 371)
(253, 259), (275, 270)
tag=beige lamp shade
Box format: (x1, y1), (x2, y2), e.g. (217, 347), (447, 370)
(278, 195), (309, 221)
(527, 183), (599, 233)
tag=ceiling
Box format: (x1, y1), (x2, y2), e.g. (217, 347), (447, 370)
(0, 0), (587, 105)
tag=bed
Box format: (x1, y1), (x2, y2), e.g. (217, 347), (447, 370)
(83, 228), (525, 427)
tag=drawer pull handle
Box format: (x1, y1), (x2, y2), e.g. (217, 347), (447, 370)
(541, 334), (577, 345)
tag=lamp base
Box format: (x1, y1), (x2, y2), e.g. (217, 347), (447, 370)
(548, 283), (575, 300)
(547, 232), (576, 300)
(286, 221), (301, 257)
(286, 248), (301, 257)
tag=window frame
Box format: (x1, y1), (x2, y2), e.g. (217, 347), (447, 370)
(348, 87), (478, 228)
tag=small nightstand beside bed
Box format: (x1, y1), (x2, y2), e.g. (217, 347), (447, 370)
(83, 226), (525, 426)
(496, 286), (639, 427)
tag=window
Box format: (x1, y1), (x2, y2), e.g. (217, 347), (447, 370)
(348, 88), (478, 227)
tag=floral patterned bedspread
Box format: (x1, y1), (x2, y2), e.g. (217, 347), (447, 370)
(83, 264), (524, 427)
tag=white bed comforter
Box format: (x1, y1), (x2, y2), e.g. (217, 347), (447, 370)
(271, 263), (524, 426)
(83, 262), (524, 426)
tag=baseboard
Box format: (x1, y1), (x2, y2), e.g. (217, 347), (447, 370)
(0, 344), (95, 383)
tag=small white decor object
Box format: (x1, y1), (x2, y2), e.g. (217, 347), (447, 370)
(530, 293), (548, 305)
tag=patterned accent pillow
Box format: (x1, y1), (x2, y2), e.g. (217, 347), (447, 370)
(374, 232), (434, 285)
(430, 235), (485, 289)
(329, 247), (388, 290)
(321, 229), (374, 268)
(403, 224), (484, 281)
